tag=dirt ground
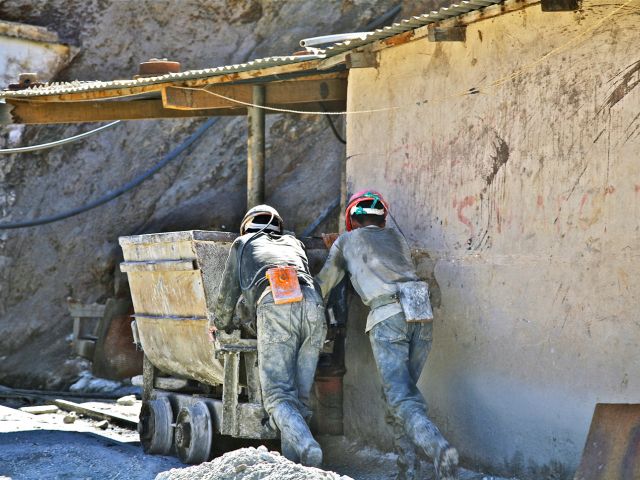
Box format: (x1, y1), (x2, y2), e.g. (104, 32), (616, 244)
(0, 399), (512, 480)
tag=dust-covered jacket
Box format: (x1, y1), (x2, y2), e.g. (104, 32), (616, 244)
(212, 232), (315, 332)
(315, 225), (419, 332)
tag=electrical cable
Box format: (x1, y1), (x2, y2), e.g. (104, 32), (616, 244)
(302, 197), (340, 237)
(386, 209), (407, 240)
(175, 86), (401, 115)
(363, 4), (402, 31)
(0, 118), (217, 229)
(0, 121), (120, 154)
(320, 103), (346, 144)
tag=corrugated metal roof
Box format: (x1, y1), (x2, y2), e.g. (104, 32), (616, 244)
(321, 0), (502, 55)
(0, 54), (323, 99)
(0, 0), (504, 100)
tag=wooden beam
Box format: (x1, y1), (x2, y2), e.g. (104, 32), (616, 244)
(6, 98), (347, 124)
(53, 399), (138, 429)
(319, 49), (379, 70)
(162, 85), (251, 111)
(162, 77), (347, 111)
(6, 98), (241, 124)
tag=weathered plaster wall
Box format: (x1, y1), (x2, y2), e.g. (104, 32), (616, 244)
(344, 1), (640, 477)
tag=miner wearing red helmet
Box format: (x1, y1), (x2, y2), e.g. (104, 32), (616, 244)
(316, 190), (459, 480)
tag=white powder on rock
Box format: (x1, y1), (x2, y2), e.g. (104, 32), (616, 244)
(155, 445), (353, 480)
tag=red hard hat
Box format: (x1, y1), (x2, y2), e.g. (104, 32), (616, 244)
(345, 189), (389, 231)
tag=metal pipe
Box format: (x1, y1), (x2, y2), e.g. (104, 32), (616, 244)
(299, 32), (372, 48)
(247, 85), (265, 208)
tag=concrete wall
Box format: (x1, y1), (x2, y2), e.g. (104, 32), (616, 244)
(0, 21), (71, 88)
(343, 1), (640, 477)
(0, 21), (72, 142)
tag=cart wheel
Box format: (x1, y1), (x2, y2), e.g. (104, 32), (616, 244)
(139, 397), (173, 455)
(174, 401), (212, 464)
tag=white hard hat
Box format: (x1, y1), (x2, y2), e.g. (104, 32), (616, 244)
(240, 204), (283, 235)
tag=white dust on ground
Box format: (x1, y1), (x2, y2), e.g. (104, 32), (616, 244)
(155, 446), (352, 480)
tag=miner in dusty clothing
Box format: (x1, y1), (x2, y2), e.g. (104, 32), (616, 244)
(211, 205), (326, 467)
(315, 190), (459, 480)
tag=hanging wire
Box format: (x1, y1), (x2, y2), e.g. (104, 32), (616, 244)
(320, 103), (346, 144)
(0, 118), (217, 229)
(0, 121), (120, 154)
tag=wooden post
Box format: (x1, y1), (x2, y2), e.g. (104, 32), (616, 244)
(339, 154), (348, 233)
(247, 85), (266, 208)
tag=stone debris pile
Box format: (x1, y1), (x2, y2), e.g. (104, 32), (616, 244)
(155, 445), (353, 480)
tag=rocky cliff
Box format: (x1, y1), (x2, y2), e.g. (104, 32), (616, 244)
(0, 0), (443, 388)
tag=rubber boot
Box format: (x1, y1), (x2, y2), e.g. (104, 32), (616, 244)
(393, 430), (419, 480)
(271, 403), (323, 467)
(434, 444), (459, 480)
(396, 454), (420, 480)
(406, 417), (459, 480)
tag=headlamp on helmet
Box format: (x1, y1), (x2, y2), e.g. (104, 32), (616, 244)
(345, 189), (389, 232)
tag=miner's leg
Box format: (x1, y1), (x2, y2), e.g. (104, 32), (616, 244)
(386, 407), (420, 480)
(296, 292), (326, 416)
(369, 313), (458, 480)
(257, 299), (322, 467)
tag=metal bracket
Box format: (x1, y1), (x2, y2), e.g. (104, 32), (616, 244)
(346, 50), (379, 69)
(541, 0), (580, 10)
(428, 25), (466, 42)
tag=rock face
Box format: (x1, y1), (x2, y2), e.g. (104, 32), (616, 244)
(0, 0), (393, 388)
(0, 0), (449, 388)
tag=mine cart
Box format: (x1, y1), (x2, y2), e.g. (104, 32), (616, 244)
(119, 230), (345, 464)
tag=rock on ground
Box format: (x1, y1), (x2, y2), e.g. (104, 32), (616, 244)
(155, 446), (351, 480)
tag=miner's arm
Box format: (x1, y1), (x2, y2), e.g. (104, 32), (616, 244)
(315, 238), (347, 301)
(212, 239), (242, 332)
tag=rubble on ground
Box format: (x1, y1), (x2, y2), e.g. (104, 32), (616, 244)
(155, 446), (352, 480)
(69, 370), (124, 393)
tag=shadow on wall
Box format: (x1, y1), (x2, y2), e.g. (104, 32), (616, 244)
(340, 250), (576, 480)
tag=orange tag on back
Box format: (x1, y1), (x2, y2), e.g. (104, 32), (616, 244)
(266, 266), (303, 304)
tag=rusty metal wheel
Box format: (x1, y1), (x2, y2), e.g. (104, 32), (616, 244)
(139, 397), (173, 455)
(174, 401), (212, 464)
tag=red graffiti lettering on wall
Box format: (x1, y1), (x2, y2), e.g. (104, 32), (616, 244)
(456, 195), (476, 233)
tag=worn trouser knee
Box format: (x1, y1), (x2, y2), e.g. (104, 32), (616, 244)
(256, 290), (326, 466)
(369, 314), (450, 461)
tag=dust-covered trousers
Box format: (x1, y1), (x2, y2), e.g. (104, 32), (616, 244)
(369, 311), (448, 468)
(256, 285), (327, 421)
